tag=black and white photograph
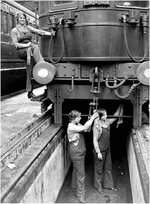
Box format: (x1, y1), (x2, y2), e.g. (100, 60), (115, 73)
(1, 0), (149, 203)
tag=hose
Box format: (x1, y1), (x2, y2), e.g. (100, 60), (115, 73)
(48, 24), (64, 64)
(114, 82), (141, 99)
(123, 22), (147, 63)
(105, 75), (131, 89)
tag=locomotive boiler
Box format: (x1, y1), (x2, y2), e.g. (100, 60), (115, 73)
(33, 0), (149, 126)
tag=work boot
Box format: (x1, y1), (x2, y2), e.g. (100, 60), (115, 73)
(104, 187), (117, 191)
(94, 184), (104, 194)
(96, 187), (104, 194)
(27, 91), (36, 99)
(32, 89), (47, 102)
(78, 195), (85, 203)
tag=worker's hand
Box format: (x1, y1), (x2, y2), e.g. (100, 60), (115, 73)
(45, 31), (55, 36)
(91, 112), (99, 120)
(98, 152), (103, 160)
(93, 109), (97, 113)
(45, 32), (52, 36)
(26, 42), (31, 47)
(51, 30), (56, 36)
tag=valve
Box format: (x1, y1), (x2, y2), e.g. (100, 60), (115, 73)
(119, 11), (139, 24)
(127, 10), (139, 24)
(48, 15), (59, 31)
(119, 13), (127, 23)
(67, 11), (76, 26)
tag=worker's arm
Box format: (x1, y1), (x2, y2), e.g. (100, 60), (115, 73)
(27, 25), (53, 36)
(83, 112), (99, 131)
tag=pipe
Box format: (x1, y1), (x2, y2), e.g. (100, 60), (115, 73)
(105, 75), (131, 89)
(114, 82), (141, 99)
(67, 76), (74, 91)
(48, 19), (65, 64)
(123, 19), (147, 63)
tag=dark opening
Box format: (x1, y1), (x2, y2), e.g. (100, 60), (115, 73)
(58, 99), (133, 203)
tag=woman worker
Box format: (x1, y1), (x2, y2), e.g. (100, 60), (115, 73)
(92, 105), (123, 194)
(11, 12), (53, 99)
(67, 110), (98, 203)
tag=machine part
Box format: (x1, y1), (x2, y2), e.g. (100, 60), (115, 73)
(136, 61), (150, 86)
(114, 82), (141, 99)
(120, 14), (147, 63)
(91, 67), (101, 94)
(105, 75), (131, 89)
(33, 61), (56, 84)
(126, 10), (139, 24)
(88, 94), (99, 118)
(66, 10), (76, 26)
(89, 67), (101, 117)
(48, 15), (59, 31)
(67, 68), (75, 91)
(48, 18), (65, 64)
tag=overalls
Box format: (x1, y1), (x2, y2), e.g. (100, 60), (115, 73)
(94, 126), (114, 189)
(68, 132), (86, 199)
(16, 26), (44, 92)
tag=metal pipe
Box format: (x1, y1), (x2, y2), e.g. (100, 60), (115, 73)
(123, 17), (147, 62)
(48, 18), (65, 64)
(105, 75), (131, 89)
(114, 83), (141, 99)
(67, 76), (74, 91)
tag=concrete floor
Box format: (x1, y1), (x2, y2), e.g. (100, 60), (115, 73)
(56, 155), (133, 203)
(1, 86), (47, 154)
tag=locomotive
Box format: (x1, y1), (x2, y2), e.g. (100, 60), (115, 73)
(33, 1), (149, 126)
(1, 0), (39, 96)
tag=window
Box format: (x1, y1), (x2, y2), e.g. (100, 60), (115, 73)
(53, 1), (75, 5)
(1, 11), (4, 33)
(8, 13), (15, 34)
(83, 0), (110, 6)
(49, 0), (78, 12)
(115, 1), (149, 8)
(3, 11), (8, 34)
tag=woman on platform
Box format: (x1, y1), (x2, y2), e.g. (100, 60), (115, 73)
(11, 12), (53, 99)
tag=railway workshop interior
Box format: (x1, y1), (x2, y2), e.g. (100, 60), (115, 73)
(1, 0), (149, 203)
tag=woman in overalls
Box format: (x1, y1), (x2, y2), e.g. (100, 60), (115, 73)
(92, 105), (123, 193)
(11, 12), (53, 99)
(67, 110), (98, 203)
